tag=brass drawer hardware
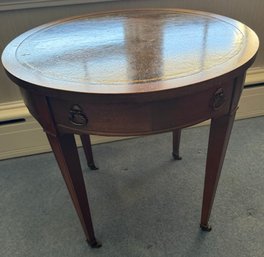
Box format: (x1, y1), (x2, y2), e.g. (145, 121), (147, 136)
(69, 105), (88, 126)
(212, 88), (226, 110)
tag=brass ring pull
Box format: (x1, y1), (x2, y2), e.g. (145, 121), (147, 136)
(69, 105), (88, 126)
(212, 88), (226, 110)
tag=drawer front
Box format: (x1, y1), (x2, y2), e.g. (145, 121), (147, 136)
(49, 98), (153, 135)
(150, 82), (233, 131)
(48, 82), (234, 136)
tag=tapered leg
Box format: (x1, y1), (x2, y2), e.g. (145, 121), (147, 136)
(80, 134), (98, 170)
(200, 112), (236, 231)
(172, 129), (182, 160)
(46, 133), (101, 248)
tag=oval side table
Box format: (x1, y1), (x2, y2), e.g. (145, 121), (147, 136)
(2, 9), (259, 248)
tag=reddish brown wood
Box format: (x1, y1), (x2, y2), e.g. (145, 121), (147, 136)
(172, 130), (182, 160)
(1, 9), (259, 95)
(47, 80), (234, 136)
(80, 135), (98, 170)
(1, 9), (259, 247)
(200, 74), (246, 230)
(46, 133), (101, 248)
(200, 111), (236, 230)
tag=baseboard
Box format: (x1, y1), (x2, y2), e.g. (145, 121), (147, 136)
(0, 111), (128, 160)
(1, 85), (263, 160)
(245, 67), (264, 86)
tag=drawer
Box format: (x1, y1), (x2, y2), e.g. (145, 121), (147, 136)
(48, 82), (234, 136)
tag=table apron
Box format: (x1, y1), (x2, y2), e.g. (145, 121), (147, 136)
(46, 82), (234, 136)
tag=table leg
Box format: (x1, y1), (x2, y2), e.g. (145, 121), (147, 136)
(80, 135), (98, 170)
(46, 133), (101, 248)
(200, 111), (236, 231)
(172, 129), (182, 160)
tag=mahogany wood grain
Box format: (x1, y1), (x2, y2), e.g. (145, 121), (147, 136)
(46, 133), (101, 248)
(80, 134), (98, 170)
(2, 9), (259, 95)
(200, 111), (236, 230)
(172, 130), (182, 160)
(1, 9), (259, 247)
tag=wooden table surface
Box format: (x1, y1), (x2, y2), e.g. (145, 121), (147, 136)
(2, 9), (259, 248)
